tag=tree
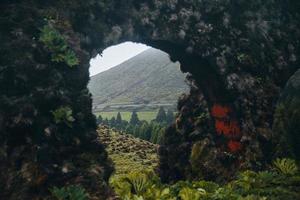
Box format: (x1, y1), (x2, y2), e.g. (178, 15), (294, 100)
(150, 122), (161, 143)
(155, 107), (167, 122)
(138, 122), (151, 140)
(110, 117), (116, 127)
(166, 109), (174, 124)
(97, 115), (103, 125)
(157, 127), (165, 144)
(125, 124), (134, 135)
(116, 112), (122, 125)
(103, 118), (109, 126)
(130, 111), (140, 125)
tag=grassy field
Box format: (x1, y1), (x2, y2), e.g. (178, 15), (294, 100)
(95, 111), (158, 122)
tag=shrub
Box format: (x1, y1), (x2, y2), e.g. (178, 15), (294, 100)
(110, 158), (300, 200)
(273, 158), (299, 175)
(179, 187), (202, 200)
(50, 185), (88, 200)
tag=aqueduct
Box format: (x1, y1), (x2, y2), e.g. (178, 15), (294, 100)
(0, 0), (299, 199)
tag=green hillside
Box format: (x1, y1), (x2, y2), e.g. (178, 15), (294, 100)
(88, 48), (189, 112)
(97, 126), (158, 177)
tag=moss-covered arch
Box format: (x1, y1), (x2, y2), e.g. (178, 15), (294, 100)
(1, 0), (300, 199)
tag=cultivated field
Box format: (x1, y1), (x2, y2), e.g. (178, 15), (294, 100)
(95, 111), (158, 122)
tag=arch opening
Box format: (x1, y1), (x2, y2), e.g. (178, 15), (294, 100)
(87, 41), (195, 182)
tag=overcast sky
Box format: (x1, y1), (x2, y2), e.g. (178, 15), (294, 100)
(89, 42), (150, 77)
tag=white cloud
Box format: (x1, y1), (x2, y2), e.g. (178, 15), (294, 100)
(89, 42), (150, 76)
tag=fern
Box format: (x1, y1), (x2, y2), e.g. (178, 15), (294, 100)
(50, 185), (88, 200)
(109, 164), (300, 200)
(179, 187), (202, 200)
(39, 23), (79, 67)
(124, 172), (149, 195)
(144, 185), (171, 200)
(52, 106), (75, 127)
(273, 158), (298, 175)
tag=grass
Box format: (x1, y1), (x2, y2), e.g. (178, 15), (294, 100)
(95, 111), (158, 122)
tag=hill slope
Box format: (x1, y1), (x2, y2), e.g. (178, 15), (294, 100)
(88, 48), (189, 111)
(97, 126), (158, 177)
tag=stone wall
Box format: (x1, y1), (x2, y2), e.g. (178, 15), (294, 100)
(0, 0), (299, 198)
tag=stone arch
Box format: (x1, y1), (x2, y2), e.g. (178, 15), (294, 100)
(1, 0), (300, 199)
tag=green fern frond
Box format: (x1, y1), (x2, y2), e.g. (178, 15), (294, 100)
(50, 185), (88, 200)
(179, 187), (203, 200)
(39, 23), (79, 67)
(52, 106), (75, 127)
(124, 172), (149, 195)
(273, 158), (298, 175)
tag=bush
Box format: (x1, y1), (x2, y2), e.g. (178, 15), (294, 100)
(110, 158), (300, 200)
(50, 185), (88, 200)
(273, 158), (298, 175)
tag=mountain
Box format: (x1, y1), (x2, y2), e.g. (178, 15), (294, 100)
(88, 48), (189, 111)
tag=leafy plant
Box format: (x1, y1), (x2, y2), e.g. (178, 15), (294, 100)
(50, 185), (88, 200)
(144, 186), (171, 200)
(52, 106), (75, 127)
(196, 112), (209, 121)
(39, 23), (79, 67)
(273, 158), (298, 175)
(123, 172), (149, 195)
(179, 187), (203, 200)
(109, 160), (300, 200)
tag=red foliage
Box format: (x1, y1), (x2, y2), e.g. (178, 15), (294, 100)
(215, 120), (240, 136)
(211, 104), (243, 153)
(228, 140), (242, 152)
(211, 104), (231, 118)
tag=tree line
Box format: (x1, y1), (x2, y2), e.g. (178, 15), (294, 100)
(97, 107), (174, 144)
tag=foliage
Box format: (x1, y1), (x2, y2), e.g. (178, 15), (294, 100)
(179, 187), (203, 200)
(190, 141), (206, 178)
(116, 112), (122, 125)
(273, 158), (299, 175)
(130, 111), (140, 125)
(97, 112), (168, 144)
(39, 23), (79, 67)
(166, 109), (174, 124)
(52, 106), (75, 127)
(50, 185), (88, 200)
(155, 107), (167, 122)
(110, 158), (300, 200)
(114, 172), (149, 196)
(96, 111), (158, 122)
(98, 127), (158, 177)
(110, 171), (170, 200)
(96, 115), (103, 124)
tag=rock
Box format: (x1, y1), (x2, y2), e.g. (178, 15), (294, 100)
(273, 69), (300, 161)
